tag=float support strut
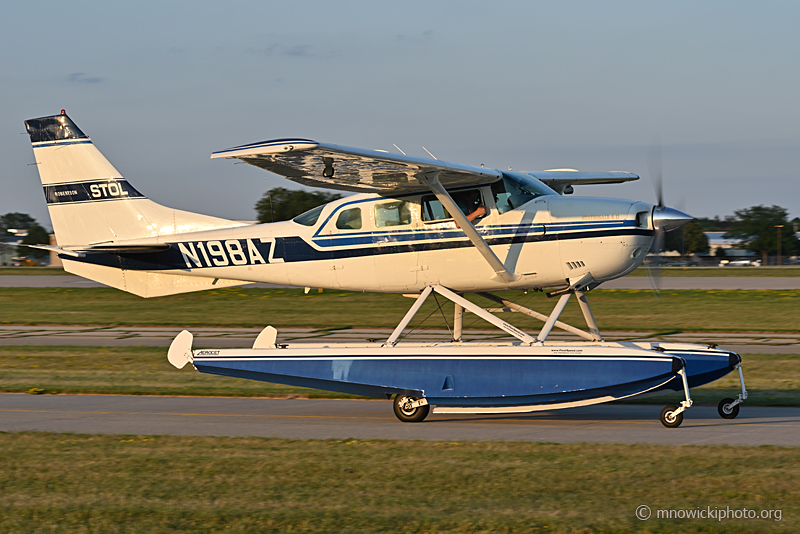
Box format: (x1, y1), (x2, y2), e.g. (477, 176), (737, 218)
(477, 292), (598, 341)
(575, 290), (603, 341)
(433, 286), (536, 344)
(537, 293), (572, 342)
(384, 286), (434, 346)
(453, 304), (463, 342)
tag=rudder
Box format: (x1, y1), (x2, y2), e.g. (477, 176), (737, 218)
(25, 111), (243, 246)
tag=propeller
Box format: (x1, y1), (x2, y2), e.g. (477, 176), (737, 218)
(646, 141), (664, 297)
(646, 139), (693, 298)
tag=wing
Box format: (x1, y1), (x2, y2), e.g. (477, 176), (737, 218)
(527, 169), (639, 194)
(210, 139), (502, 194)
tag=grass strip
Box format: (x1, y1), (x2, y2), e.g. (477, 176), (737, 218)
(1, 346), (798, 406)
(1, 287), (800, 332)
(0, 346), (362, 399)
(0, 267), (71, 275)
(0, 432), (796, 533)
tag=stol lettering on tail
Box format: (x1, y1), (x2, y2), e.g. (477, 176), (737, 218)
(24, 110), (747, 427)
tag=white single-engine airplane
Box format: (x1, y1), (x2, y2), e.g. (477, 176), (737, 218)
(25, 111), (748, 427)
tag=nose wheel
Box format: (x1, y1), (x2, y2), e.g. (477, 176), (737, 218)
(718, 398), (740, 419)
(660, 367), (692, 428)
(717, 363), (747, 419)
(393, 395), (430, 422)
(660, 405), (684, 428)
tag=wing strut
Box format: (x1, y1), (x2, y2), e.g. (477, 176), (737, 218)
(417, 172), (519, 283)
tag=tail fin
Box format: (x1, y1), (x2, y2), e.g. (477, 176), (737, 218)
(25, 111), (243, 246)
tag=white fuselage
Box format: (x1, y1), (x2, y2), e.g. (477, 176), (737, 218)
(76, 188), (656, 293)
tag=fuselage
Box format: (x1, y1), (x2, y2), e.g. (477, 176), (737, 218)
(73, 176), (657, 293)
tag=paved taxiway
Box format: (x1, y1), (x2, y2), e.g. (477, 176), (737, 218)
(1, 394), (797, 446)
(2, 325), (797, 354)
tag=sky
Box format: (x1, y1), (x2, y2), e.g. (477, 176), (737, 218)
(2, 1), (798, 230)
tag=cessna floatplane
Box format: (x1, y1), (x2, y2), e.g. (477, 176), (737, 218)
(25, 111), (748, 427)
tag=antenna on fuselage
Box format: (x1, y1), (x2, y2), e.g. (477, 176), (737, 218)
(422, 147), (438, 160)
(392, 144), (407, 155)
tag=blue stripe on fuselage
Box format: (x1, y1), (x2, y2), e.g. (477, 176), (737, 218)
(62, 224), (652, 270)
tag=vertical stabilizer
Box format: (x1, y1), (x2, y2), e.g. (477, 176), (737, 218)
(25, 111), (245, 246)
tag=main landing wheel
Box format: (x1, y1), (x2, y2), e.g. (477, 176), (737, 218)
(718, 398), (740, 419)
(660, 405), (683, 428)
(393, 395), (430, 423)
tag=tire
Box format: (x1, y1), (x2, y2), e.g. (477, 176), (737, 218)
(718, 398), (740, 419)
(660, 405), (683, 428)
(393, 395), (430, 423)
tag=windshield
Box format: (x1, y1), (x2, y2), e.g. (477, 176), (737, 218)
(491, 173), (556, 214)
(293, 205), (325, 226)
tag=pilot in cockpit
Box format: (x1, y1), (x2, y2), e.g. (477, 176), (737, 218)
(453, 190), (486, 228)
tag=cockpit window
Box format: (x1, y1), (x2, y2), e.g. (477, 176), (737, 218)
(491, 174), (555, 214)
(293, 205), (325, 226)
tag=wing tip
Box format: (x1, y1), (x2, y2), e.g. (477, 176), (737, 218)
(211, 138), (318, 159)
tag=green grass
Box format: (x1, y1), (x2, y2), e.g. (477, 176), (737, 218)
(1, 287), (799, 332)
(0, 346), (363, 398)
(629, 267), (800, 277)
(2, 346), (798, 406)
(0, 433), (795, 533)
(0, 267), (70, 275)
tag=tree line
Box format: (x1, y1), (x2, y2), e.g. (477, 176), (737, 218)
(0, 213), (50, 260)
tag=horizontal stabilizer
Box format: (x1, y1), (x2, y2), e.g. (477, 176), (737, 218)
(528, 170), (639, 194)
(63, 259), (253, 298)
(26, 243), (172, 257)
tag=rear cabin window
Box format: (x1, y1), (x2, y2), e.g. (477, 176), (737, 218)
(421, 195), (451, 221)
(375, 201), (412, 227)
(335, 207), (362, 230)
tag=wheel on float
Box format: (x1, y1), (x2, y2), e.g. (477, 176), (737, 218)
(660, 405), (684, 428)
(717, 398), (740, 419)
(393, 395), (430, 423)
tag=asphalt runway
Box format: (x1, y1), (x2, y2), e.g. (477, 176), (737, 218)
(2, 275), (800, 290)
(1, 394), (797, 446)
(2, 325), (797, 354)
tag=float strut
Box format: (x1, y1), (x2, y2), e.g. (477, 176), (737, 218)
(384, 286), (434, 346)
(537, 293), (572, 342)
(453, 304), (463, 342)
(574, 290), (603, 341)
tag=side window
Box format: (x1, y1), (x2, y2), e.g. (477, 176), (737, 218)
(375, 201), (411, 227)
(335, 207), (362, 230)
(421, 195), (451, 222)
(492, 177), (536, 215)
